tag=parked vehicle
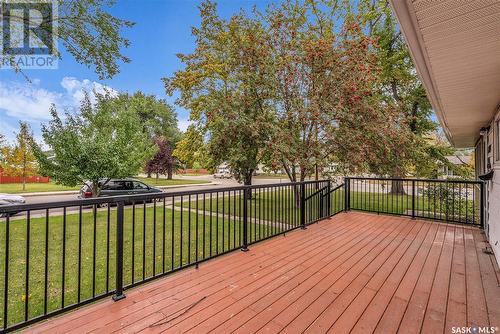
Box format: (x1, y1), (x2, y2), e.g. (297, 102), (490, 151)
(213, 170), (231, 179)
(79, 178), (162, 199)
(0, 193), (26, 217)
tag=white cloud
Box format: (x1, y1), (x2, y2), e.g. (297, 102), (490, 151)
(60, 77), (118, 106)
(0, 77), (117, 122)
(0, 81), (61, 120)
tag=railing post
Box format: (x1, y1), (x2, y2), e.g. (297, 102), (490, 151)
(344, 177), (350, 211)
(480, 181), (485, 228)
(326, 180), (331, 217)
(300, 182), (306, 229)
(241, 187), (249, 251)
(411, 180), (416, 219)
(113, 201), (126, 301)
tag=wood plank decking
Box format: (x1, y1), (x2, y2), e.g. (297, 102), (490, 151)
(23, 212), (500, 334)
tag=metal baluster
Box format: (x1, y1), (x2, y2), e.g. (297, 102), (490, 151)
(25, 211), (30, 321)
(142, 200), (146, 279)
(132, 203), (136, 283)
(113, 201), (125, 301)
(62, 208), (67, 306)
(241, 187), (249, 251)
(153, 198), (157, 276)
(4, 215), (10, 329)
(92, 205), (97, 297)
(188, 194), (191, 264)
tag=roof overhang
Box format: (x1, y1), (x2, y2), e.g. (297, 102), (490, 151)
(389, 0), (500, 148)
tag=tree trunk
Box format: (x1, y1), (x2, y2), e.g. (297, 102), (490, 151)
(147, 171), (152, 178)
(92, 181), (101, 198)
(167, 166), (173, 180)
(390, 179), (405, 195)
(243, 171), (252, 185)
(243, 171), (253, 199)
(156, 172), (159, 180)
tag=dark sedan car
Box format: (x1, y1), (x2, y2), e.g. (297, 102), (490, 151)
(79, 179), (162, 200)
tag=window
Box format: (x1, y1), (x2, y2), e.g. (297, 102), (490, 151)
(102, 180), (120, 190)
(122, 181), (134, 190)
(134, 181), (148, 189)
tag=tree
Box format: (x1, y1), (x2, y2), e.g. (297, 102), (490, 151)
(173, 125), (207, 169)
(165, 1), (275, 185)
(260, 1), (390, 182)
(105, 92), (181, 180)
(144, 137), (179, 179)
(1, 122), (38, 190)
(355, 0), (457, 191)
(32, 93), (156, 197)
(2, 0), (133, 79)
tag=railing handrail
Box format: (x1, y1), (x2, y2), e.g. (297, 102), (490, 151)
(0, 179), (332, 214)
(347, 176), (483, 185)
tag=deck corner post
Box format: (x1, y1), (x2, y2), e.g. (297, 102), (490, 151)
(326, 180), (331, 217)
(300, 182), (306, 229)
(411, 180), (416, 220)
(344, 177), (350, 212)
(241, 187), (250, 251)
(113, 201), (126, 301)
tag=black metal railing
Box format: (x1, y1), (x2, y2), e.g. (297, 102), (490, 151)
(0, 177), (483, 332)
(0, 180), (341, 333)
(345, 177), (484, 226)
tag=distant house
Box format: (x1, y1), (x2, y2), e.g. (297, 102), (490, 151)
(438, 155), (472, 179)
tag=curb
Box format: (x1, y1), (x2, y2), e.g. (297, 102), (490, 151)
(16, 182), (219, 197)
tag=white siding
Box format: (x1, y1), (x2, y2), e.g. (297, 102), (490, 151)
(480, 107), (500, 265)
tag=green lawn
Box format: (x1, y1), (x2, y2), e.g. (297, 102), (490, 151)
(174, 187), (479, 225)
(348, 189), (479, 223)
(175, 186), (346, 227)
(0, 204), (270, 327)
(0, 182), (80, 193)
(0, 178), (210, 194)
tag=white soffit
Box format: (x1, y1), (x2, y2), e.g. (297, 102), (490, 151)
(390, 0), (500, 148)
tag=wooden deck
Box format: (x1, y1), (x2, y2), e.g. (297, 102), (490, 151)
(23, 212), (500, 334)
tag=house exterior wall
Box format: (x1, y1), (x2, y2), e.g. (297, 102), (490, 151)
(476, 106), (500, 264)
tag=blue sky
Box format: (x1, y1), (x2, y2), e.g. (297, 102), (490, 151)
(0, 0), (275, 142)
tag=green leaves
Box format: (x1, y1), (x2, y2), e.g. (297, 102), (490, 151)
(165, 1), (274, 185)
(2, 0), (133, 79)
(166, 0), (457, 183)
(32, 93), (157, 190)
